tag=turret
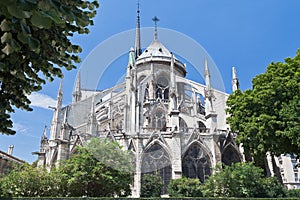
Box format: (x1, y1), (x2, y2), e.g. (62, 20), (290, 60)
(49, 79), (63, 142)
(169, 53), (177, 111)
(72, 71), (82, 103)
(204, 58), (214, 112)
(40, 126), (48, 152)
(232, 67), (240, 92)
(87, 97), (97, 135)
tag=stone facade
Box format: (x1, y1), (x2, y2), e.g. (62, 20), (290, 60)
(34, 14), (243, 197)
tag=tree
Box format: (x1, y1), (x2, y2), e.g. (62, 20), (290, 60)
(203, 162), (286, 198)
(168, 177), (203, 197)
(0, 163), (62, 197)
(57, 138), (133, 197)
(226, 49), (300, 166)
(140, 174), (164, 197)
(0, 0), (99, 135)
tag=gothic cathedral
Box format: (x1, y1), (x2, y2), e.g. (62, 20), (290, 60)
(34, 10), (242, 197)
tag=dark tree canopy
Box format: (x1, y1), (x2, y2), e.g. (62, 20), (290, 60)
(226, 49), (300, 163)
(0, 0), (99, 135)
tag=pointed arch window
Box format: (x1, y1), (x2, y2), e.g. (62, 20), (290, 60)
(179, 117), (188, 132)
(155, 76), (169, 100)
(222, 144), (242, 166)
(182, 143), (212, 183)
(151, 108), (166, 130)
(142, 143), (171, 194)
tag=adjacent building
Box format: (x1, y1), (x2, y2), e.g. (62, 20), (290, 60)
(0, 145), (25, 177)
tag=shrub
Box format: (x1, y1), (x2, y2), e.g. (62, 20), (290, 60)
(203, 162), (286, 198)
(140, 174), (163, 197)
(286, 189), (300, 197)
(168, 177), (203, 197)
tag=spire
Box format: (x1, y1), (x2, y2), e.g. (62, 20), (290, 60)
(49, 79), (63, 141)
(87, 97), (97, 135)
(152, 16), (159, 40)
(72, 71), (81, 103)
(204, 58), (211, 91)
(170, 52), (176, 89)
(232, 67), (240, 92)
(42, 125), (47, 140)
(128, 47), (136, 68)
(58, 78), (63, 101)
(170, 53), (178, 111)
(135, 0), (142, 58)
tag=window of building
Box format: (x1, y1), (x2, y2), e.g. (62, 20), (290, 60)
(151, 109), (166, 130)
(179, 117), (188, 132)
(141, 143), (171, 194)
(182, 143), (212, 183)
(155, 77), (169, 100)
(295, 173), (299, 182)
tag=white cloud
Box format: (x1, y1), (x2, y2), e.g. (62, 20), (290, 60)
(13, 122), (28, 134)
(13, 122), (39, 139)
(28, 92), (56, 110)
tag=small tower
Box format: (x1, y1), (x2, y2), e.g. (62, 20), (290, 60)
(47, 79), (63, 169)
(204, 58), (214, 113)
(49, 79), (63, 142)
(72, 71), (82, 103)
(232, 67), (240, 92)
(34, 126), (48, 167)
(204, 58), (218, 133)
(40, 126), (48, 152)
(57, 107), (71, 164)
(169, 53), (178, 113)
(87, 97), (97, 135)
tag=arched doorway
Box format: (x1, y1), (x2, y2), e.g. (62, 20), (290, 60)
(141, 143), (171, 194)
(182, 142), (212, 183)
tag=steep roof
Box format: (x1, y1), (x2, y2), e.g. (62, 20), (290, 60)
(137, 39), (172, 60)
(136, 39), (186, 75)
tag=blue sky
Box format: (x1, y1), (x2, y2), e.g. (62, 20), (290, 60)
(1, 0), (300, 163)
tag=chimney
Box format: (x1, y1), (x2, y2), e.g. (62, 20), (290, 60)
(8, 145), (14, 155)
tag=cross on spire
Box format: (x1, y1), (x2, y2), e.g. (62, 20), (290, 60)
(152, 16), (159, 40)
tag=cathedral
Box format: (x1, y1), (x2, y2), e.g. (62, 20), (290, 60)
(34, 10), (243, 197)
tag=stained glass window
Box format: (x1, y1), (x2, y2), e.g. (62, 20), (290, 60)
(142, 143), (171, 194)
(182, 143), (212, 183)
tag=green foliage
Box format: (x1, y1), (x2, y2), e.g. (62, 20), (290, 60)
(203, 162), (286, 198)
(260, 177), (287, 198)
(0, 0), (99, 135)
(286, 189), (300, 197)
(57, 138), (133, 197)
(0, 163), (62, 197)
(0, 139), (133, 198)
(168, 177), (203, 197)
(140, 174), (164, 197)
(226, 50), (300, 162)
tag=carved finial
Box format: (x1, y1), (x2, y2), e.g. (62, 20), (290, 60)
(152, 16), (159, 40)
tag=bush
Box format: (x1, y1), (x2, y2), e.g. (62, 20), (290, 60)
(259, 177), (287, 198)
(0, 164), (62, 197)
(203, 162), (286, 198)
(140, 174), (163, 197)
(286, 189), (300, 197)
(168, 177), (203, 197)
